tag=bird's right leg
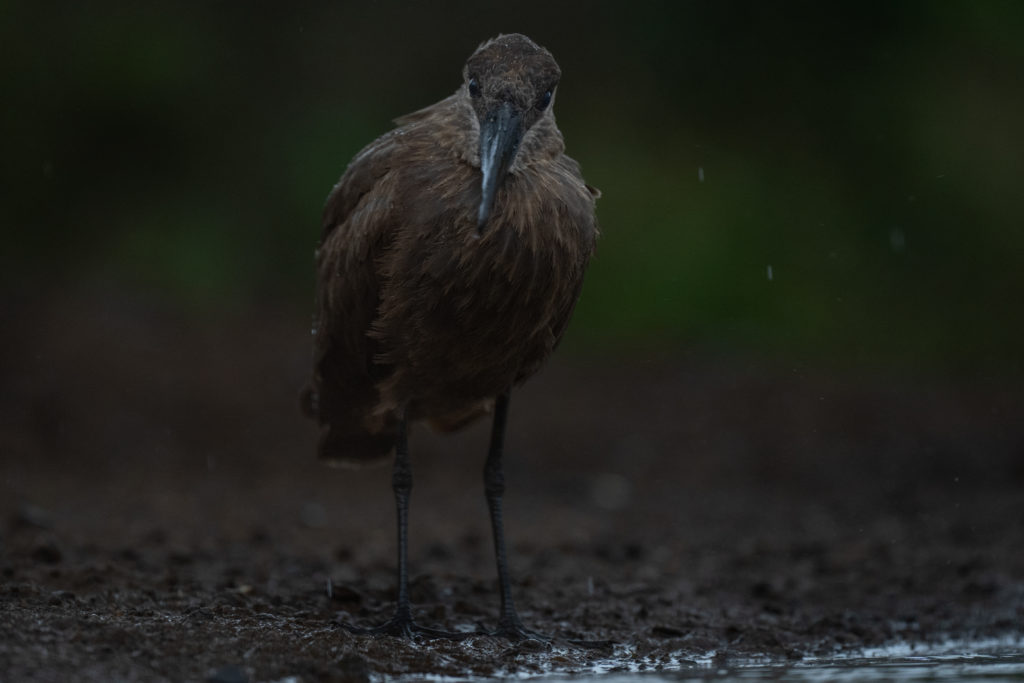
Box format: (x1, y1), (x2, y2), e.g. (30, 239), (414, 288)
(339, 414), (469, 639)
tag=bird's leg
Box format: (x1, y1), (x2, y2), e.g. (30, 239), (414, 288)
(481, 392), (548, 641)
(340, 415), (469, 640)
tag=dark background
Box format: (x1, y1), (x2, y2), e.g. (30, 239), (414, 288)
(4, 1), (1024, 371)
(2, 3), (1023, 679)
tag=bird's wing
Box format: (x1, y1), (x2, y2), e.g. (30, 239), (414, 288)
(318, 92), (459, 246)
(303, 130), (407, 462)
(315, 129), (405, 350)
(319, 132), (398, 244)
(542, 154), (599, 348)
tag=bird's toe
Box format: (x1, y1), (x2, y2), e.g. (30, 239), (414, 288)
(339, 615), (471, 640)
(480, 616), (550, 643)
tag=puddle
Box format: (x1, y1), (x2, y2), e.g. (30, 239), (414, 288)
(693, 654), (1024, 681)
(586, 638), (1024, 682)
(375, 636), (1024, 682)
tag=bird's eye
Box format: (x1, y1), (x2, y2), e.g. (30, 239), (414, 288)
(536, 89), (553, 111)
(468, 77), (481, 98)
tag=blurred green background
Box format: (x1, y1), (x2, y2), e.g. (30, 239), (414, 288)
(4, 1), (1023, 375)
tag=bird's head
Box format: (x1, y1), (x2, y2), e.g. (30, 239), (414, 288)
(463, 33), (562, 232)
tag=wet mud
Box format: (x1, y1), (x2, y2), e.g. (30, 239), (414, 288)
(2, 292), (1022, 681)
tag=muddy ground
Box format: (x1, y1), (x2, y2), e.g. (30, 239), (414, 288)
(2, 289), (1023, 681)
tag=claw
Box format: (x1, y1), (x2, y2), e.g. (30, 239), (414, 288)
(339, 614), (472, 640)
(478, 615), (550, 642)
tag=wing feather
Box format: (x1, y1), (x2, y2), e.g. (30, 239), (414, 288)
(302, 131), (404, 463)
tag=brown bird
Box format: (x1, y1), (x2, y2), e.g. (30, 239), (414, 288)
(302, 33), (599, 639)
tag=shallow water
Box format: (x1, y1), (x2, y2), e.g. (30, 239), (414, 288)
(682, 654), (1024, 681)
(573, 639), (1024, 682)
(386, 637), (1024, 682)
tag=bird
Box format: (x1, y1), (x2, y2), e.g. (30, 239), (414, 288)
(302, 33), (599, 640)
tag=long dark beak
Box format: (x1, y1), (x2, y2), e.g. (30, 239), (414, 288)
(477, 101), (523, 232)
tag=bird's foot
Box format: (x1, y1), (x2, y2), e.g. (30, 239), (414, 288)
(565, 636), (616, 650)
(479, 616), (614, 649)
(479, 615), (550, 642)
(339, 613), (471, 640)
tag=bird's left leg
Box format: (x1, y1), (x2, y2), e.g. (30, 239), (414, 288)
(480, 392), (548, 641)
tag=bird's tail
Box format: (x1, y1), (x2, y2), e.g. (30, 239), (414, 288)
(316, 425), (396, 467)
(301, 382), (397, 465)
(426, 399), (494, 433)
